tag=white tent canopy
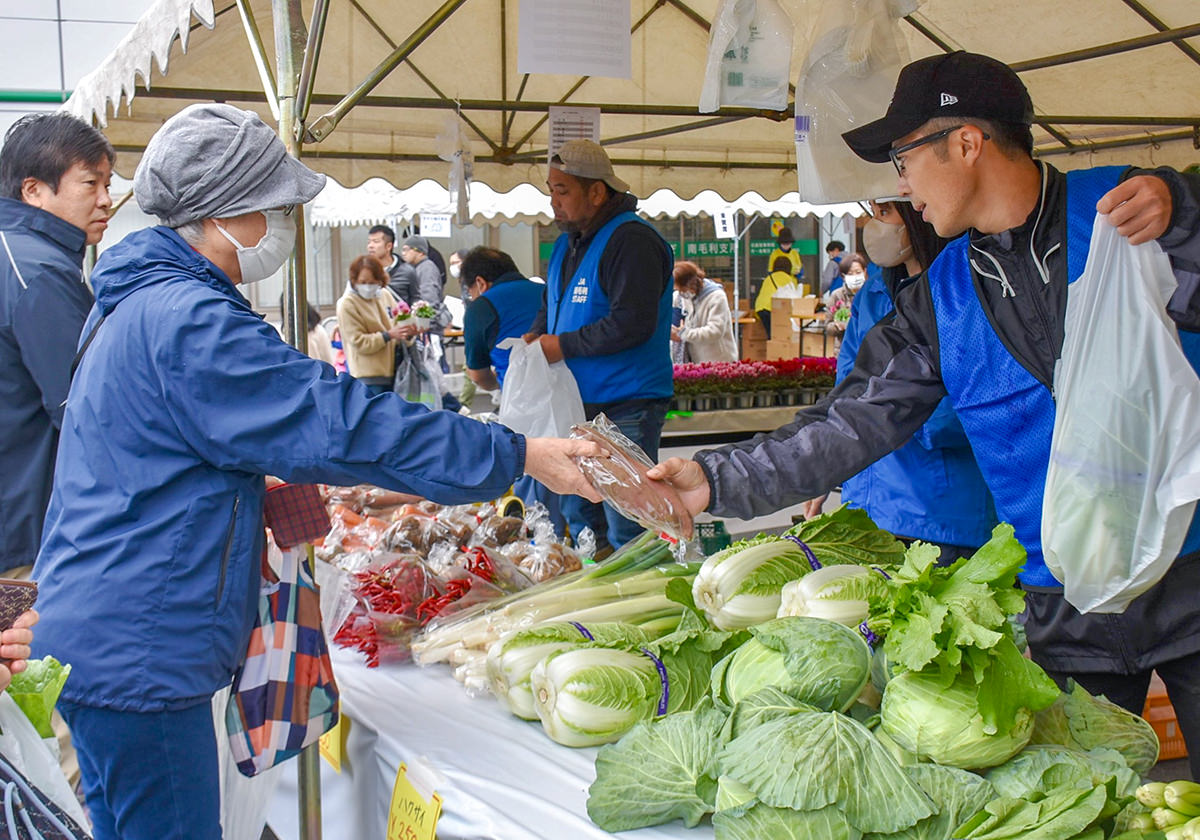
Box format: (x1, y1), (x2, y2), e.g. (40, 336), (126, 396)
(308, 177), (864, 227)
(65, 0), (1200, 202)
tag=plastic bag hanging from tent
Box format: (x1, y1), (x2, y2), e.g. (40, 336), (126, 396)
(1043, 216), (1200, 614)
(793, 0), (918, 204)
(699, 0), (794, 113)
(436, 112), (474, 225)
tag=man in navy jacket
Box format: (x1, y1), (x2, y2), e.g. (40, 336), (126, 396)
(0, 112), (113, 577)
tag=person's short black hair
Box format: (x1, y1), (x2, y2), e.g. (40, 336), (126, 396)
(368, 224), (395, 244)
(460, 246), (519, 288)
(0, 112), (115, 201)
(826, 240), (846, 254)
(924, 115), (1033, 159)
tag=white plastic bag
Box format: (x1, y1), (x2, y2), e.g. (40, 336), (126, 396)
(0, 691), (89, 831)
(699, 0), (794, 113)
(793, 0), (917, 203)
(496, 338), (585, 438)
(1043, 215), (1200, 613)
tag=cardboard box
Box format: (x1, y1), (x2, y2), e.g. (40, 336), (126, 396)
(801, 329), (831, 358)
(742, 319), (768, 341)
(771, 296), (819, 318)
(741, 338), (768, 361)
(766, 337), (800, 360)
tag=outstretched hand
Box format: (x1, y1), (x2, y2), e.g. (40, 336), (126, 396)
(1096, 175), (1172, 245)
(524, 437), (605, 502)
(645, 457), (711, 519)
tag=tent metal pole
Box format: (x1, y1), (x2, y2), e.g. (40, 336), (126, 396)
(234, 0), (280, 122)
(1035, 128), (1198, 157)
(296, 0), (330, 123)
(273, 3), (321, 833)
(1117, 0), (1200, 68)
(1010, 22), (1200, 72)
(306, 0), (468, 142)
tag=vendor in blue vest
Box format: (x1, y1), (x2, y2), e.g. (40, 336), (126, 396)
(645, 51), (1200, 778)
(461, 246), (567, 534)
(523, 139), (674, 553)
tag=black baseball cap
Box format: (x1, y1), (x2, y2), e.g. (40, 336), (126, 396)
(842, 51), (1034, 163)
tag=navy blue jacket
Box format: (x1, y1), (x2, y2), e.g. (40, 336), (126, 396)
(34, 226), (526, 711)
(0, 198), (93, 572)
(465, 271), (543, 387)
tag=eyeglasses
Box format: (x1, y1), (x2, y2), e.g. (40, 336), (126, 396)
(888, 125), (989, 177)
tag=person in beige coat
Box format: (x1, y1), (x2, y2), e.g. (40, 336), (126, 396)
(670, 261), (738, 363)
(336, 254), (416, 395)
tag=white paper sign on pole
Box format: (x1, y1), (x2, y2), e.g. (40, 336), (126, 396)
(547, 106), (601, 163)
(517, 0), (631, 79)
(715, 208), (738, 239)
(420, 213), (452, 238)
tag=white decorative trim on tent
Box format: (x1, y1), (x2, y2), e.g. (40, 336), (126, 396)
(65, 0), (216, 127)
(308, 178), (865, 228)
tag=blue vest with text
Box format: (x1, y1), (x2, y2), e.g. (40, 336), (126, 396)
(480, 276), (544, 387)
(546, 212), (673, 404)
(929, 166), (1200, 586)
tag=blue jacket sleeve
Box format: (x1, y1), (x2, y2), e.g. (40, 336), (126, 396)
(156, 290), (525, 503)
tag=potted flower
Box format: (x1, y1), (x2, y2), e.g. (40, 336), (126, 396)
(413, 301), (437, 331)
(392, 299), (413, 325)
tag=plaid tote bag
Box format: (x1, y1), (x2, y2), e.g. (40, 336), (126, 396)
(225, 483), (339, 777)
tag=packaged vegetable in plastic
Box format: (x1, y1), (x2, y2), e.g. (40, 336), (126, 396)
(382, 511), (452, 554)
(569, 414), (693, 544)
(6, 656), (70, 738)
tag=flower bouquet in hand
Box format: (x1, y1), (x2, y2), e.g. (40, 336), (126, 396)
(392, 298), (412, 324)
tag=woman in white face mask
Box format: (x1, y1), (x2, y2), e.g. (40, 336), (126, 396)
(824, 252), (868, 349)
(336, 253), (408, 395)
(671, 260), (738, 363)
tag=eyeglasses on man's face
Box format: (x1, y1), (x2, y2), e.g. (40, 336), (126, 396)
(888, 125), (990, 177)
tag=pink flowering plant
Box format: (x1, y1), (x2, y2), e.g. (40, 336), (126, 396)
(391, 299), (412, 322)
(672, 357), (836, 396)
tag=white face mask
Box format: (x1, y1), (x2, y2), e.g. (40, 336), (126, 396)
(862, 217), (913, 269)
(843, 271), (867, 291)
(449, 264), (461, 279)
(354, 283), (382, 299)
(213, 209), (296, 284)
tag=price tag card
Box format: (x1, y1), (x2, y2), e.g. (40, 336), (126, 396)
(319, 714), (349, 773)
(386, 762), (442, 840)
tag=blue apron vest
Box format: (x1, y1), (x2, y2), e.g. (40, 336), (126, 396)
(480, 276), (544, 387)
(546, 212), (673, 404)
(930, 166), (1200, 585)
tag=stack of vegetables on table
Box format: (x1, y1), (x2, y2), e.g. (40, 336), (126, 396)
(315, 487), (584, 667)
(409, 505), (1178, 839)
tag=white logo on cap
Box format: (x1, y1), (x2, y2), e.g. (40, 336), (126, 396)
(940, 92), (958, 107)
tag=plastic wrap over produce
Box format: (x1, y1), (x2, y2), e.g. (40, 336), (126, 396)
(569, 414), (693, 544)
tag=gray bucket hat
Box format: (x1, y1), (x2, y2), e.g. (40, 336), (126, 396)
(134, 103), (326, 227)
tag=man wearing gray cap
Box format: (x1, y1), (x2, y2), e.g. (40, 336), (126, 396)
(524, 139), (674, 554)
(30, 103), (603, 840)
(401, 232), (452, 334)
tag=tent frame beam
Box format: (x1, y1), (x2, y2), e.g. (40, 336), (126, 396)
(306, 0), (469, 142)
(1118, 0), (1200, 68)
(1010, 21), (1200, 72)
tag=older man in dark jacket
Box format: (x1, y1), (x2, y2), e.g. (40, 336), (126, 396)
(0, 112), (113, 577)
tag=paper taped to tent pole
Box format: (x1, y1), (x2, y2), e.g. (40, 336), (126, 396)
(793, 0), (918, 204)
(699, 0), (794, 113)
(1043, 215), (1200, 613)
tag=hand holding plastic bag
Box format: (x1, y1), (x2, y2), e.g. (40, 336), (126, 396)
(1043, 215), (1200, 613)
(570, 414), (693, 542)
(497, 338), (585, 438)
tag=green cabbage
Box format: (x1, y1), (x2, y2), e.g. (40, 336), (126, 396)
(586, 704), (725, 831)
(713, 802), (861, 840)
(984, 744), (1139, 802)
(864, 764), (996, 840)
(1029, 680), (1160, 776)
(880, 667), (1036, 770)
(711, 616), (871, 712)
(714, 711), (935, 834)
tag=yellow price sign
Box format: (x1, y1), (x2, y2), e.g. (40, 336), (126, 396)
(386, 762), (442, 840)
(319, 714), (349, 773)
